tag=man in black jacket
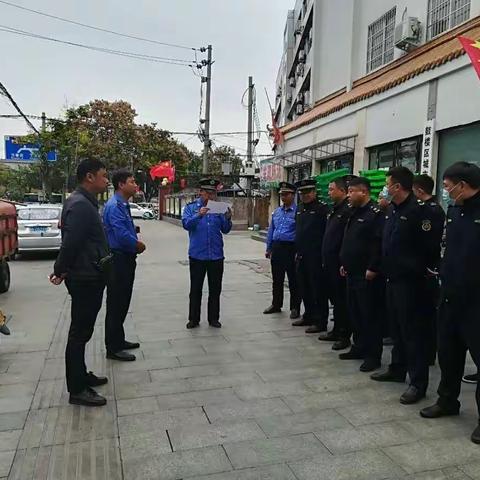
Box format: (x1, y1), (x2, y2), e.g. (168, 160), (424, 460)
(320, 177), (352, 350)
(292, 179), (329, 334)
(413, 174), (446, 365)
(50, 159), (110, 407)
(420, 162), (480, 445)
(372, 167), (441, 405)
(339, 177), (385, 372)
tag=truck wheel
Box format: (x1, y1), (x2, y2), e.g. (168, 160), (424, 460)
(0, 261), (10, 293)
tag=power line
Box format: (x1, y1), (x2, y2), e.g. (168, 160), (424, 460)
(0, 81), (39, 134)
(0, 25), (196, 66)
(0, 0), (198, 51)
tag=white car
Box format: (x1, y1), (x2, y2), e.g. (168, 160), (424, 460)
(129, 203), (155, 219)
(16, 204), (63, 253)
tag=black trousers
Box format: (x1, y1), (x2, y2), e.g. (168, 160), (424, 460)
(436, 294), (480, 418)
(297, 254), (328, 329)
(65, 278), (105, 394)
(347, 274), (383, 361)
(270, 242), (300, 311)
(422, 276), (440, 365)
(387, 279), (430, 392)
(105, 251), (137, 354)
(189, 258), (224, 324)
(325, 263), (350, 339)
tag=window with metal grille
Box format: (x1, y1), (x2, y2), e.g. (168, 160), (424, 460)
(366, 7), (397, 73)
(427, 0), (471, 40)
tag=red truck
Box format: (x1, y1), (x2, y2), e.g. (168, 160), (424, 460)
(0, 200), (18, 293)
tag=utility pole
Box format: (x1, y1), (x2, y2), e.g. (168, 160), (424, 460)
(202, 45), (213, 174)
(41, 112), (47, 197)
(246, 76), (254, 227)
(247, 76), (254, 165)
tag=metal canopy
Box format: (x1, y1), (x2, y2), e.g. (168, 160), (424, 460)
(272, 136), (356, 168)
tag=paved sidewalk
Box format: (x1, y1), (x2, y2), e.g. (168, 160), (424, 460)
(0, 220), (479, 479)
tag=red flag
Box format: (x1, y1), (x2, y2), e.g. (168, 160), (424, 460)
(271, 115), (284, 146)
(458, 36), (480, 80)
(150, 161), (175, 182)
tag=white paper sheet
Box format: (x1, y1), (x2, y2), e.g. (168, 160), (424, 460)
(206, 200), (231, 215)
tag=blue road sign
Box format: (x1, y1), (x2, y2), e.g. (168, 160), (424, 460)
(4, 136), (56, 162)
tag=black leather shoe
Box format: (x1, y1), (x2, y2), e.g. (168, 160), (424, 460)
(400, 386), (425, 405)
(86, 371), (108, 387)
(332, 338), (351, 351)
(420, 403), (459, 418)
(124, 340), (140, 350)
(69, 387), (107, 407)
(462, 373), (479, 384)
(339, 349), (364, 360)
(471, 424), (480, 444)
(318, 331), (338, 342)
(209, 321), (222, 328)
(263, 305), (281, 314)
(292, 317), (313, 327)
(186, 321), (199, 329)
(360, 359), (381, 372)
(107, 351), (136, 362)
(305, 325), (325, 334)
(370, 370), (406, 383)
(290, 309), (300, 319)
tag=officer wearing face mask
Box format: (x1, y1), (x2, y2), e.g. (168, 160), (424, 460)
(372, 167), (441, 406)
(420, 161), (480, 445)
(412, 174), (446, 366)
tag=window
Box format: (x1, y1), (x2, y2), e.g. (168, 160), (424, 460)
(17, 208), (60, 220)
(368, 137), (423, 172)
(427, 0), (471, 40)
(366, 7), (396, 73)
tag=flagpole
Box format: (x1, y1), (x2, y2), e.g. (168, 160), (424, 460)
(264, 88), (274, 116)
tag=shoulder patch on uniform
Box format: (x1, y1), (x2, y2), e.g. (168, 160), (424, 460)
(422, 219), (432, 231)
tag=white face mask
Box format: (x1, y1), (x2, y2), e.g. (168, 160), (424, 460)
(442, 182), (462, 206)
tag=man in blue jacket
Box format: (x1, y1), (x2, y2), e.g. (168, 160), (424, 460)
(263, 181), (300, 319)
(182, 178), (232, 329)
(103, 170), (146, 361)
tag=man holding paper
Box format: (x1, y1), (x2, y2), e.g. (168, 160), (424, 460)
(182, 178), (232, 329)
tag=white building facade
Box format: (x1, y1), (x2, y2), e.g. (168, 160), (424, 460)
(273, 0), (480, 202)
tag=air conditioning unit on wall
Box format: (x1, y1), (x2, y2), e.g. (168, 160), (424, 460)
(395, 17), (421, 51)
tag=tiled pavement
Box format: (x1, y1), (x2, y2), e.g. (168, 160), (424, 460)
(0, 220), (479, 479)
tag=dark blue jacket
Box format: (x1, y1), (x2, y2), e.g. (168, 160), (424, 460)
(182, 198), (232, 260)
(103, 193), (138, 254)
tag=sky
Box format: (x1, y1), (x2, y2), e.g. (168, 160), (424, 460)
(0, 0), (293, 161)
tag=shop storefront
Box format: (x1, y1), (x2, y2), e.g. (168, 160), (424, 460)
(368, 136), (423, 173)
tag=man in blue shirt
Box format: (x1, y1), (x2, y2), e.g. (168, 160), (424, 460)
(182, 178), (232, 329)
(263, 182), (300, 319)
(103, 170), (146, 361)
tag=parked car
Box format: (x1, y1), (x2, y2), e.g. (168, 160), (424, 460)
(0, 200), (18, 293)
(129, 203), (155, 219)
(16, 204), (62, 253)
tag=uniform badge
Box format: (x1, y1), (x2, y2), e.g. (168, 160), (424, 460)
(422, 219), (432, 232)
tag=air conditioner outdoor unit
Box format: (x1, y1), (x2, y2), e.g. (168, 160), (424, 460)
(289, 76), (296, 87)
(296, 63), (305, 78)
(294, 23), (304, 36)
(296, 104), (304, 115)
(298, 50), (306, 63)
(394, 17), (421, 51)
(287, 93), (293, 103)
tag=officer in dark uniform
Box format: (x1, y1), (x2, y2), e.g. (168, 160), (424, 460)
(291, 178), (329, 334)
(182, 178), (232, 329)
(319, 176), (353, 351)
(372, 167), (440, 405)
(263, 182), (301, 318)
(420, 161), (480, 445)
(339, 177), (385, 371)
(413, 174), (446, 365)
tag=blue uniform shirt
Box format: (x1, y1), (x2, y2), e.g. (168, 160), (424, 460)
(266, 203), (297, 252)
(182, 198), (232, 260)
(103, 193), (138, 254)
